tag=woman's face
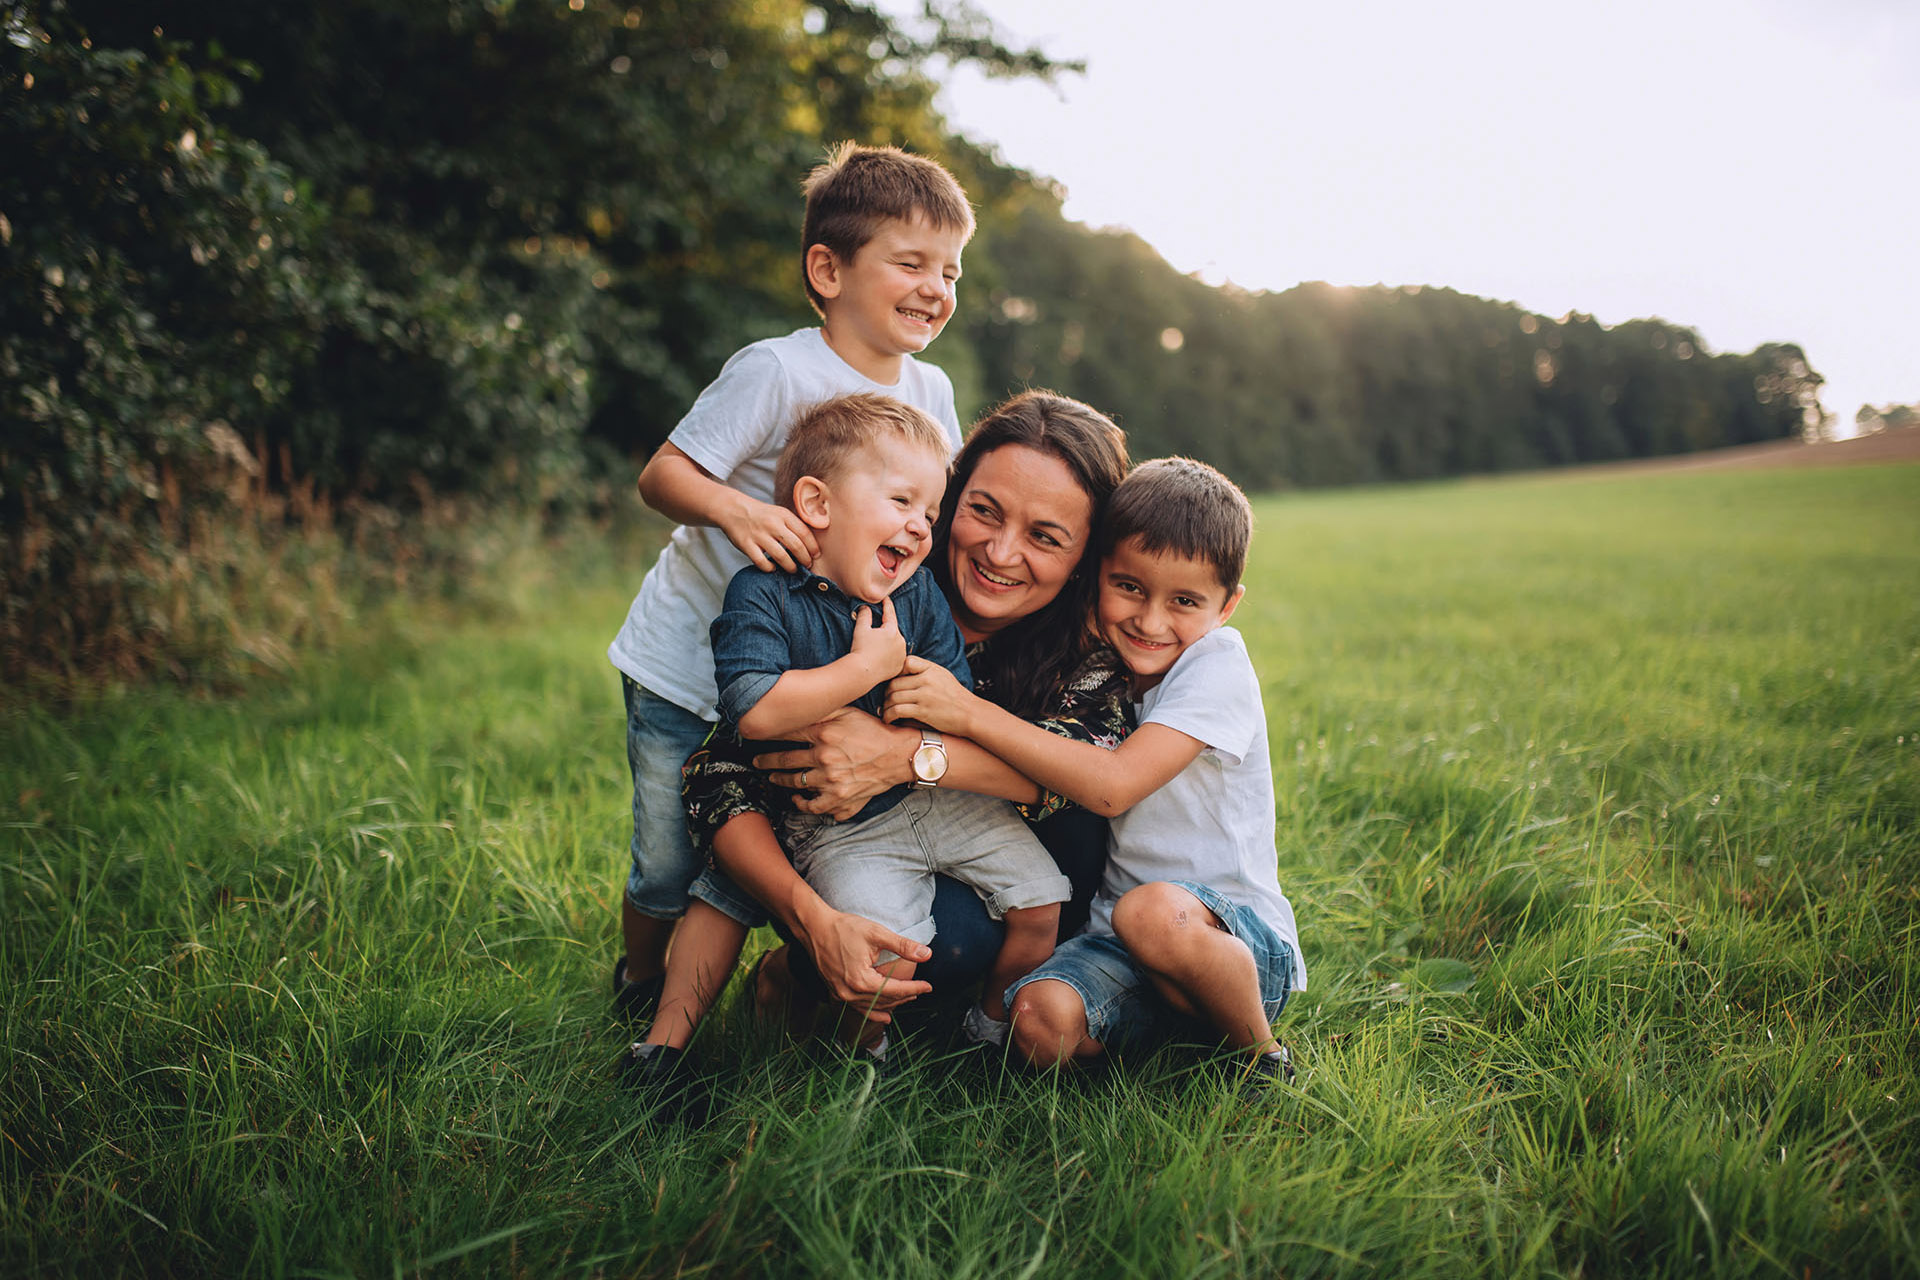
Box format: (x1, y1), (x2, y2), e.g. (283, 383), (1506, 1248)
(944, 444), (1094, 641)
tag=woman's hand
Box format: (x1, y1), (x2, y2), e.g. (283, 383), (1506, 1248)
(793, 903), (935, 1016)
(882, 656), (980, 736)
(753, 707), (917, 820)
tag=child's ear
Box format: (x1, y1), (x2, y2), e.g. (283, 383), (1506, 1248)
(804, 243), (844, 302)
(792, 476), (833, 530)
(1216, 583), (1247, 626)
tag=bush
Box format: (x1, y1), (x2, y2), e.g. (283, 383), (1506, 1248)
(2, 6), (326, 676)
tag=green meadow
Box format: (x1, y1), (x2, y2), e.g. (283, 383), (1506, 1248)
(4, 462), (1916, 1278)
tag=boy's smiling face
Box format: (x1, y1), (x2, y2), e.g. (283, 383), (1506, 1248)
(1096, 535), (1244, 693)
(809, 214), (965, 382)
(802, 436), (950, 604)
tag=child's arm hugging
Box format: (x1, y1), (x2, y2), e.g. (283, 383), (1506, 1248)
(728, 598), (908, 743)
(884, 657), (1202, 817)
(638, 442), (819, 574)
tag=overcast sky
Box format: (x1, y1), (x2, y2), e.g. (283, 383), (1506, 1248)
(891, 0), (1917, 432)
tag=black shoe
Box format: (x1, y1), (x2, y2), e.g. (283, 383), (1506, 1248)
(612, 956), (664, 1022)
(613, 1040), (685, 1087)
(614, 1040), (704, 1122)
(1236, 1045), (1295, 1098)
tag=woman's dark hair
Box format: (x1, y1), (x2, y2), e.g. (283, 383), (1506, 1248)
(930, 390), (1129, 719)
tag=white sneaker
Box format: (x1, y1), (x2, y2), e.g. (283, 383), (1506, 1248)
(962, 1003), (1009, 1047)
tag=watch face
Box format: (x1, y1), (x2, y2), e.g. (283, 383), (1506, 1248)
(913, 743), (948, 782)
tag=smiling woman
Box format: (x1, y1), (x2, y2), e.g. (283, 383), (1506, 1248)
(672, 391), (1133, 1038)
(941, 444), (1092, 641)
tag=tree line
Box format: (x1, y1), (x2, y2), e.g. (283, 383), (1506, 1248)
(961, 205), (1823, 487)
(2, 0), (1825, 673)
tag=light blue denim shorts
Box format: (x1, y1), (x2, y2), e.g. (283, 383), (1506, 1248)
(621, 676), (760, 925)
(1005, 879), (1296, 1054)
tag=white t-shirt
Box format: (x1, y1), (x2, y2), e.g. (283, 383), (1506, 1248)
(1089, 627), (1307, 989)
(608, 327), (962, 720)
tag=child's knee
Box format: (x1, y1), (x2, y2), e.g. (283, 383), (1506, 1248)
(1009, 981), (1085, 1068)
(1111, 881), (1206, 945)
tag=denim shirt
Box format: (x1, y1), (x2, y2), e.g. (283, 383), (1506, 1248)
(710, 565), (971, 822)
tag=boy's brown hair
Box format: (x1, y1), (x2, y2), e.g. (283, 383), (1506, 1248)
(1100, 457), (1252, 594)
(774, 393), (953, 512)
(800, 142), (975, 313)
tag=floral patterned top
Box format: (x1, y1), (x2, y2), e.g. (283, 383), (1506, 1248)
(681, 642), (1135, 856)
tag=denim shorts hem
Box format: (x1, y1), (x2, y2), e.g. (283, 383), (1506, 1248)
(1005, 960), (1119, 1043)
(1163, 879), (1296, 1017)
(983, 873), (1073, 919)
(1006, 882), (1297, 1052)
(686, 866), (771, 929)
(622, 891), (689, 922)
(1005, 933), (1153, 1052)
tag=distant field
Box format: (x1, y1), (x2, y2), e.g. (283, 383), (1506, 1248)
(1540, 422), (1920, 477)
(4, 462), (1916, 1277)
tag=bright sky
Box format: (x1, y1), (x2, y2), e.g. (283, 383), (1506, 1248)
(894, 0), (1918, 433)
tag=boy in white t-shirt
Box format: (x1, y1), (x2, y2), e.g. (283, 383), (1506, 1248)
(605, 143), (972, 1036)
(884, 458), (1304, 1090)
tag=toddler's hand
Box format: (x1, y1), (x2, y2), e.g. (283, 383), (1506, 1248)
(718, 497), (818, 573)
(848, 597), (907, 684)
(883, 655), (977, 736)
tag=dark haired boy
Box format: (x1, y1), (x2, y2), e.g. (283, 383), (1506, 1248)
(886, 457), (1305, 1088)
(605, 144), (973, 1033)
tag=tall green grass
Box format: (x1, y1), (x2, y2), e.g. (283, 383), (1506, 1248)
(4, 463), (1916, 1277)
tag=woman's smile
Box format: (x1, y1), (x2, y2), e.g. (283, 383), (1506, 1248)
(945, 445), (1091, 636)
(968, 558), (1023, 589)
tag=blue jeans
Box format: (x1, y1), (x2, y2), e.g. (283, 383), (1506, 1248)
(622, 676), (760, 924)
(1004, 880), (1297, 1054)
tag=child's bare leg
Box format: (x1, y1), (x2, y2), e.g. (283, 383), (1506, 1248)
(642, 901), (748, 1050)
(1008, 978), (1105, 1070)
(981, 904), (1059, 1020)
(709, 813), (825, 1035)
(1110, 882), (1278, 1055)
(621, 902), (672, 985)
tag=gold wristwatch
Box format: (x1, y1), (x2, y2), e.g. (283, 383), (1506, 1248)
(910, 729), (948, 787)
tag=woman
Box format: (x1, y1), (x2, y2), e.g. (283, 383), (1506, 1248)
(684, 390), (1132, 1027)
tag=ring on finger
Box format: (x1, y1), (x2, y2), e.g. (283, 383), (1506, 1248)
(799, 768), (811, 788)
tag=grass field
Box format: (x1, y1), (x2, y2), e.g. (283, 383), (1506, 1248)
(4, 463), (1917, 1277)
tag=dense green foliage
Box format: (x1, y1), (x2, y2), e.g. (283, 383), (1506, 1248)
(3, 0), (1825, 680)
(0, 0), (1049, 677)
(5, 463), (1915, 1276)
(962, 208), (1824, 485)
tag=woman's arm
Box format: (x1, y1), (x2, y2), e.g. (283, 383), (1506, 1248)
(886, 656), (1200, 817)
(751, 707), (1042, 819)
(708, 811), (932, 1014)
